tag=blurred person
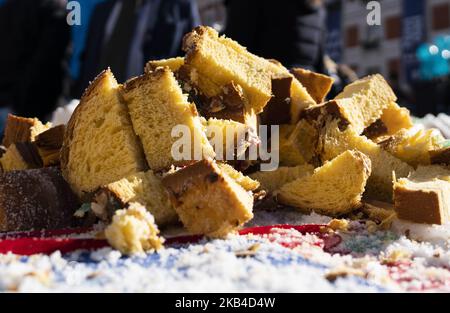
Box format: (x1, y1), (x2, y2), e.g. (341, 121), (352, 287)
(388, 72), (414, 110)
(323, 55), (358, 99)
(224, 0), (326, 72)
(73, 0), (200, 98)
(69, 0), (106, 82)
(0, 0), (71, 122)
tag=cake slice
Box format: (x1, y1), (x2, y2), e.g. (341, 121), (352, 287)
(379, 128), (444, 167)
(121, 67), (215, 171)
(320, 120), (413, 201)
(0, 142), (43, 171)
(291, 68), (334, 103)
(278, 120), (318, 166)
(250, 164), (314, 193)
(380, 102), (413, 135)
(92, 170), (178, 227)
(177, 63), (260, 142)
(61, 69), (147, 197)
(105, 203), (164, 255)
(0, 167), (79, 232)
(302, 75), (396, 135)
(276, 150), (371, 216)
(182, 26), (316, 118)
(203, 117), (254, 160)
(217, 162), (260, 191)
(145, 57), (185, 73)
(2, 114), (51, 148)
(301, 75), (395, 135)
(362, 103), (414, 141)
(394, 165), (450, 225)
(162, 159), (254, 237)
(34, 125), (65, 167)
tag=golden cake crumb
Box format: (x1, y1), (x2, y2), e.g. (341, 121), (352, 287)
(105, 203), (164, 255)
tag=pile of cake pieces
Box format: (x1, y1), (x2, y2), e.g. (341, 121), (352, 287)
(1, 26), (450, 255)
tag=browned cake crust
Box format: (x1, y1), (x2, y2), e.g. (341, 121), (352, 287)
(430, 147), (450, 165)
(291, 68), (334, 103)
(394, 186), (443, 225)
(123, 70), (163, 93)
(35, 125), (65, 150)
(260, 75), (293, 126)
(0, 167), (80, 232)
(362, 119), (388, 140)
(162, 159), (253, 237)
(2, 114), (45, 148)
(176, 65), (247, 123)
(13, 142), (43, 168)
(300, 100), (351, 131)
(0, 142), (43, 172)
(35, 125), (65, 166)
(60, 69), (111, 176)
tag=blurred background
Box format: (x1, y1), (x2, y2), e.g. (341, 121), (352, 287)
(1, 0), (450, 131)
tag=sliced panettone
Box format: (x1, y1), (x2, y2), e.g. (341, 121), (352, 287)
(145, 57), (185, 73)
(0, 167), (79, 232)
(276, 150), (371, 216)
(34, 125), (65, 167)
(278, 125), (306, 166)
(0, 142), (43, 171)
(291, 68), (334, 103)
(61, 69), (147, 197)
(182, 26), (316, 119)
(2, 114), (51, 148)
(122, 67), (215, 171)
(320, 120), (413, 201)
(250, 164), (314, 193)
(217, 162), (260, 191)
(379, 128), (444, 167)
(363, 103), (414, 141)
(92, 170), (178, 227)
(394, 165), (450, 225)
(203, 117), (252, 160)
(362, 119), (389, 140)
(177, 64), (260, 142)
(301, 74), (395, 135)
(278, 120), (318, 166)
(380, 102), (413, 135)
(162, 159), (254, 237)
(302, 74), (396, 135)
(105, 203), (164, 255)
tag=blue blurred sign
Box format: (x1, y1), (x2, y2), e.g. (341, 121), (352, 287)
(402, 0), (426, 82)
(69, 0), (105, 80)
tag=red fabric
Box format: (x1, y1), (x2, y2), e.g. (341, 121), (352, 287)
(0, 224), (327, 256)
(0, 238), (108, 255)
